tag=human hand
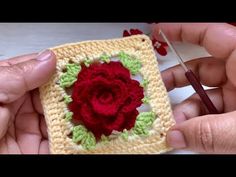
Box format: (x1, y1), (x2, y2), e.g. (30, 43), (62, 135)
(0, 50), (56, 154)
(152, 23), (236, 153)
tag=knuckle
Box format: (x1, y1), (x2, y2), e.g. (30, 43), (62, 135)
(8, 62), (33, 90)
(0, 107), (11, 139)
(0, 64), (30, 98)
(197, 119), (215, 152)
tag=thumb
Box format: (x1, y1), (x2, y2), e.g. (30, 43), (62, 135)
(0, 50), (56, 103)
(167, 111), (236, 153)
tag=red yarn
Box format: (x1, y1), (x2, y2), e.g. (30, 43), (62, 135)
(123, 29), (143, 37)
(122, 28), (168, 56)
(123, 30), (131, 37)
(129, 29), (144, 35)
(152, 38), (168, 56)
(69, 61), (144, 138)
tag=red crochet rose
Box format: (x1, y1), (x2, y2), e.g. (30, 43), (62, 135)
(69, 61), (144, 138)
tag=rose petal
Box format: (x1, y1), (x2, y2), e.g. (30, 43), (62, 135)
(79, 103), (102, 136)
(122, 109), (138, 130)
(72, 80), (91, 103)
(122, 80), (144, 113)
(130, 29), (143, 35)
(77, 63), (106, 82)
(69, 102), (80, 121)
(90, 79), (128, 116)
(102, 109), (138, 134)
(102, 113), (126, 135)
(123, 30), (130, 37)
(155, 46), (167, 56)
(108, 62), (131, 83)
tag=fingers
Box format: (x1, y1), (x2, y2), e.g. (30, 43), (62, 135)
(161, 57), (226, 91)
(0, 106), (11, 139)
(0, 50), (56, 103)
(0, 135), (21, 154)
(167, 111), (236, 153)
(39, 140), (49, 154)
(0, 53), (38, 66)
(32, 89), (43, 115)
(32, 89), (48, 139)
(154, 23), (236, 87)
(15, 93), (42, 154)
(226, 49), (236, 87)
(152, 23), (236, 59)
(173, 88), (224, 123)
(152, 23), (211, 43)
(40, 115), (48, 139)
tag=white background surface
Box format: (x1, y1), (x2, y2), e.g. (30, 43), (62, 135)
(0, 23), (211, 154)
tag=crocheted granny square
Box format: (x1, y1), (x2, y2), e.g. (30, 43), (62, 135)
(39, 35), (175, 154)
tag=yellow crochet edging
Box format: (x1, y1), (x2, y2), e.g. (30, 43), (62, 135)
(39, 35), (175, 154)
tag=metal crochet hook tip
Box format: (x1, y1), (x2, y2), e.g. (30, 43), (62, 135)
(159, 29), (188, 72)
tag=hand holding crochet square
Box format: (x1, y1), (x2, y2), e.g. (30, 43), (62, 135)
(39, 35), (175, 154)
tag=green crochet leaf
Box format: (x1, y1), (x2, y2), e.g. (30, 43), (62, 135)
(72, 125), (96, 150)
(133, 112), (155, 136)
(118, 51), (142, 75)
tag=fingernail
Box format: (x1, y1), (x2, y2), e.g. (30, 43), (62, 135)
(167, 130), (187, 149)
(36, 50), (52, 61)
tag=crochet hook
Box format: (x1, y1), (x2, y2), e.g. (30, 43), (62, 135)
(159, 30), (219, 114)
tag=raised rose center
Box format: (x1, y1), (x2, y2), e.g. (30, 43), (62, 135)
(98, 91), (114, 104)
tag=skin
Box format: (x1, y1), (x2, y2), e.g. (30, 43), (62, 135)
(151, 23), (236, 153)
(0, 50), (56, 154)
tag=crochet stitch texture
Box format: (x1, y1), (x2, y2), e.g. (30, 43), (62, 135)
(39, 35), (175, 154)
